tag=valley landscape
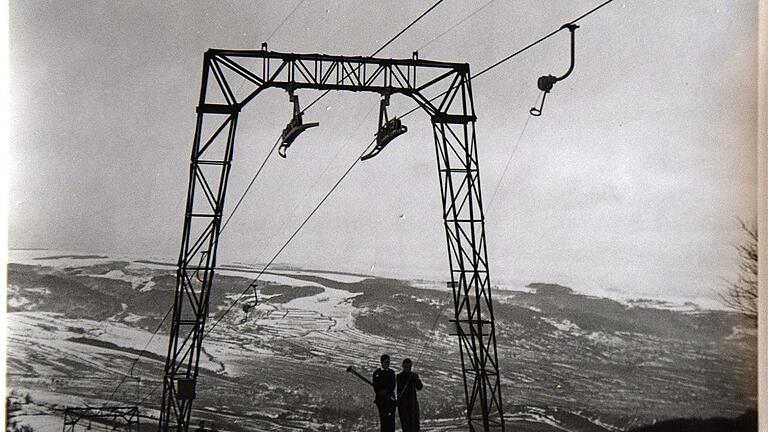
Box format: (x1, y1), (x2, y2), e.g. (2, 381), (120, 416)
(5, 251), (757, 431)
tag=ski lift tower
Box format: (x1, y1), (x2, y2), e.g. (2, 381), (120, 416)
(160, 49), (506, 432)
(63, 407), (140, 432)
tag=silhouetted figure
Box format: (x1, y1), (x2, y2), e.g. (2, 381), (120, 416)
(193, 421), (206, 432)
(397, 358), (424, 432)
(372, 354), (396, 432)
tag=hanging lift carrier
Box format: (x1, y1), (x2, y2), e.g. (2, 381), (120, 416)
(530, 23), (578, 116)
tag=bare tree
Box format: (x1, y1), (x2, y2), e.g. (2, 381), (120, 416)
(721, 219), (758, 324)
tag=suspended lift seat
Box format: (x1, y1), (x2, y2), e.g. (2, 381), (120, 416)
(278, 91), (319, 158)
(361, 118), (408, 161)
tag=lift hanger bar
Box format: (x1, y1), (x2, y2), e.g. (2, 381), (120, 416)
(530, 23), (578, 116)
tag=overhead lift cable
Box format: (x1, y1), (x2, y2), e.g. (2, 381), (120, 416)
(399, 0), (616, 120)
(485, 93), (540, 212)
(418, 0), (497, 51)
(204, 137), (378, 338)
(223, 0), (447, 234)
(265, 0), (308, 43)
(233, 0), (311, 98)
(133, 139), (379, 407)
(105, 306), (173, 401)
(300, 0), (447, 115)
(120, 248), (215, 399)
(260, 104), (377, 259)
(484, 0), (613, 77)
(373, 0), (447, 56)
(224, 0), (311, 215)
(221, 0), (448, 231)
(223, 104), (377, 317)
(220, 136), (283, 232)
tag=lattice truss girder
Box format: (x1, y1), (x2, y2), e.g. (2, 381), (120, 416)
(159, 90), (239, 430)
(204, 50), (476, 119)
(435, 116), (504, 432)
(160, 50), (505, 432)
(63, 407), (140, 432)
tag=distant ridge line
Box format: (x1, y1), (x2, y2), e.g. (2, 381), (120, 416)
(134, 259), (375, 279)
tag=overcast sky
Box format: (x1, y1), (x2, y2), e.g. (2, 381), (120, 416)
(8, 0), (758, 306)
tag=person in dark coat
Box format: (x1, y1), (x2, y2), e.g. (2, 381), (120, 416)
(397, 358), (424, 432)
(372, 354), (397, 432)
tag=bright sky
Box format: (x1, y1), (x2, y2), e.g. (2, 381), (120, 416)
(8, 1), (758, 305)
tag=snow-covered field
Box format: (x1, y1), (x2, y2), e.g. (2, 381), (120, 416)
(6, 252), (757, 432)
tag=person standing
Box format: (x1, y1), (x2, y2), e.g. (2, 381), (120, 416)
(372, 354), (397, 432)
(397, 358), (424, 432)
(193, 421), (207, 432)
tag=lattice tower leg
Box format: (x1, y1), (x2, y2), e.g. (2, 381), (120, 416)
(159, 53), (241, 432)
(431, 76), (505, 431)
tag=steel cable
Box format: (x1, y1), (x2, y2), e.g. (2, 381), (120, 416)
(399, 0), (617, 120)
(300, 0), (447, 114)
(265, 0), (308, 43)
(485, 92), (540, 213)
(418, 0), (497, 51)
(204, 136), (377, 337)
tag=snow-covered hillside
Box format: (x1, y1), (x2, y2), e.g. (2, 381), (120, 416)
(6, 252), (757, 432)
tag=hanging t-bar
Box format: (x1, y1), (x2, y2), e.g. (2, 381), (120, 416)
(361, 93), (408, 161)
(530, 23), (579, 116)
(279, 90), (319, 157)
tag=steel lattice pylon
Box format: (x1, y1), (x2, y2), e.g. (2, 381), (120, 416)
(160, 49), (505, 432)
(63, 407), (140, 432)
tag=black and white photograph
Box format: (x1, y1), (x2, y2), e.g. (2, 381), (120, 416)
(4, 1), (762, 431)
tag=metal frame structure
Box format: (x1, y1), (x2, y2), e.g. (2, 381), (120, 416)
(63, 407), (140, 432)
(160, 49), (505, 432)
